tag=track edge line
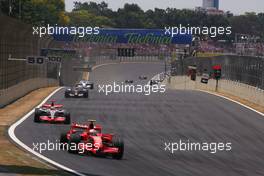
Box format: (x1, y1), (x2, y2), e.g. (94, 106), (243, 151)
(197, 89), (264, 117)
(7, 87), (87, 176)
(8, 62), (164, 176)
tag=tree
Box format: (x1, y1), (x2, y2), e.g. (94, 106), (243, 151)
(229, 13), (259, 36)
(68, 10), (113, 27)
(1, 0), (263, 40)
(111, 3), (145, 28)
(73, 1), (113, 17)
(0, 0), (69, 25)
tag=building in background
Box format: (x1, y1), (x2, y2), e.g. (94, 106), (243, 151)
(203, 0), (219, 10)
(206, 8), (224, 15)
(214, 0), (219, 10)
(196, 0), (223, 15)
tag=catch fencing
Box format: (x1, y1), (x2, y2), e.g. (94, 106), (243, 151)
(0, 15), (59, 107)
(168, 55), (264, 106)
(172, 55), (264, 90)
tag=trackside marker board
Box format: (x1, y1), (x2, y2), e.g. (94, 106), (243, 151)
(26, 56), (62, 65)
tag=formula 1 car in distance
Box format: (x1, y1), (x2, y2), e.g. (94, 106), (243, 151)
(201, 73), (210, 84)
(60, 120), (124, 159)
(34, 101), (71, 124)
(149, 79), (159, 86)
(79, 80), (94, 89)
(139, 75), (147, 80)
(65, 84), (89, 98)
(124, 80), (133, 84)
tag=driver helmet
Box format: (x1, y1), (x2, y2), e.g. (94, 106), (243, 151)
(89, 122), (94, 129)
(89, 129), (97, 136)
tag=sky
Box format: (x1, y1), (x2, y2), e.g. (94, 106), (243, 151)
(65, 0), (264, 15)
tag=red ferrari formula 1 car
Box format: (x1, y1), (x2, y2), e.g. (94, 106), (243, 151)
(60, 120), (124, 159)
(34, 101), (71, 124)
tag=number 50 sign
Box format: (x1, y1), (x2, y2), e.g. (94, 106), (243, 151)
(27, 56), (45, 65)
(27, 56), (62, 65)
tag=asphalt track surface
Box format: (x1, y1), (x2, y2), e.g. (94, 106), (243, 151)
(15, 63), (264, 176)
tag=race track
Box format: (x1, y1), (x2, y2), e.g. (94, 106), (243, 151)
(14, 63), (264, 176)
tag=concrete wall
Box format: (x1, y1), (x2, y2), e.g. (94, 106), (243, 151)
(166, 76), (264, 106)
(0, 78), (58, 107)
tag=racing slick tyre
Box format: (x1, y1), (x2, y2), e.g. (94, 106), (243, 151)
(64, 112), (71, 124)
(68, 134), (82, 154)
(34, 108), (41, 123)
(90, 84), (94, 90)
(84, 91), (89, 98)
(64, 92), (70, 98)
(60, 132), (68, 144)
(112, 136), (124, 160)
(60, 132), (68, 149)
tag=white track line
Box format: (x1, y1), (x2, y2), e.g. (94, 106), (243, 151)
(8, 61), (162, 176)
(8, 87), (87, 176)
(159, 73), (264, 117)
(198, 90), (264, 117)
(12, 63), (262, 176)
